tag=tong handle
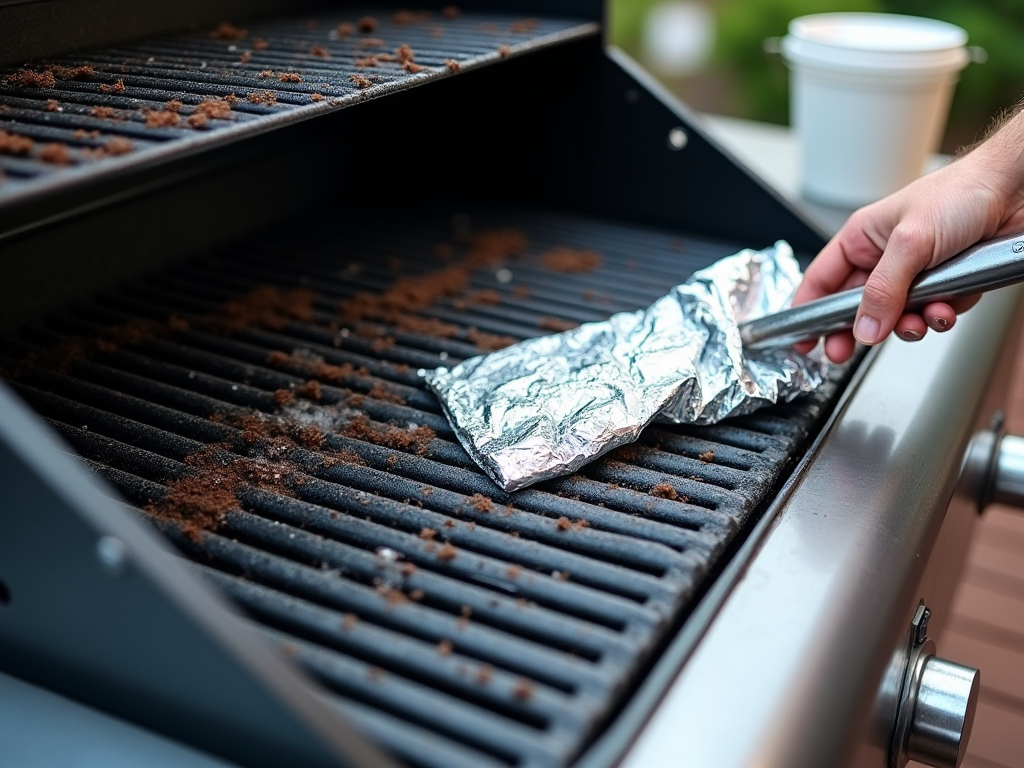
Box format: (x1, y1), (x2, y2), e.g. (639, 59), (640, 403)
(739, 231), (1024, 350)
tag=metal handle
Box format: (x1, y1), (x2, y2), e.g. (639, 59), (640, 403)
(740, 231), (1024, 350)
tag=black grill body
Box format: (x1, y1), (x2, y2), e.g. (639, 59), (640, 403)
(0, 5), (837, 768)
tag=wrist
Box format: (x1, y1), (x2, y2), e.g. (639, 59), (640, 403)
(965, 109), (1024, 208)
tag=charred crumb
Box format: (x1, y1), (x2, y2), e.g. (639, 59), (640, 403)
(349, 74), (373, 89)
(49, 64), (95, 80)
(247, 90), (277, 104)
(144, 109), (179, 128)
(469, 493), (493, 513)
(273, 389), (295, 406)
(79, 137), (132, 159)
(396, 44), (415, 63)
(452, 289), (501, 310)
(474, 666), (495, 686)
(165, 100), (183, 112)
(554, 571), (571, 581)
(356, 37), (386, 49)
(341, 414), (435, 455)
(606, 482), (620, 490)
(367, 381), (406, 405)
(442, 519), (454, 528)
(402, 61), (426, 73)
(466, 327), (516, 351)
(537, 316), (578, 332)
(436, 639), (453, 656)
(358, 16), (378, 32)
(421, 486), (433, 496)
(376, 583), (408, 609)
(445, 59), (460, 72)
(512, 679), (534, 700)
(37, 142), (73, 165)
(698, 450), (715, 463)
(310, 93), (324, 102)
(400, 562), (417, 576)
(341, 613), (359, 631)
(210, 22), (247, 40)
(505, 564), (521, 579)
(555, 516), (571, 531)
(336, 22), (353, 37)
(279, 72), (302, 83)
(253, 38), (269, 50)
(393, 10), (431, 24)
(513, 284), (531, 299)
(436, 542), (457, 562)
(354, 56), (379, 68)
(89, 106), (120, 119)
(541, 246), (602, 273)
(264, 350), (369, 384)
(223, 93), (239, 104)
(99, 79), (125, 94)
(239, 51), (252, 63)
(186, 113), (209, 129)
(409, 588), (425, 601)
(572, 518), (589, 530)
(0, 130), (34, 156)
(419, 527), (437, 541)
(194, 99), (232, 119)
(510, 18), (541, 34)
(258, 70), (274, 79)
(498, 45), (512, 58)
(293, 380), (322, 401)
(650, 483), (678, 500)
(310, 45), (330, 58)
(46, 99), (60, 111)
(6, 69), (56, 88)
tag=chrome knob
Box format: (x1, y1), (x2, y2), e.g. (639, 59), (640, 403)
(906, 656), (980, 768)
(993, 434), (1024, 508)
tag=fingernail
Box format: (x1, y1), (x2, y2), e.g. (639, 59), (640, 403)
(901, 330), (922, 341)
(854, 314), (881, 344)
(932, 317), (949, 329)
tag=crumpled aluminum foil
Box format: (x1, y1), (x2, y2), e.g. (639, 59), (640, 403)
(426, 241), (829, 492)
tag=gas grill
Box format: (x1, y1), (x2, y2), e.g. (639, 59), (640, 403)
(1, 4), (1021, 768)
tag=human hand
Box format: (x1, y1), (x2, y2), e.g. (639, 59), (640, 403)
(793, 110), (1024, 363)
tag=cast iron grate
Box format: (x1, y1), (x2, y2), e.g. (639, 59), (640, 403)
(0, 209), (842, 768)
(0, 8), (596, 203)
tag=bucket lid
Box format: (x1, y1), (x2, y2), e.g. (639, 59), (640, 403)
(782, 13), (969, 74)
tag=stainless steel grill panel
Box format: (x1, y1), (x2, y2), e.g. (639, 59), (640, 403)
(0, 210), (844, 767)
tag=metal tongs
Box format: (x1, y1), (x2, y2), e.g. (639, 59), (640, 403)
(740, 231), (1024, 350)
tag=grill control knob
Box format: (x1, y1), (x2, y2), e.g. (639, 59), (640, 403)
(905, 656), (980, 768)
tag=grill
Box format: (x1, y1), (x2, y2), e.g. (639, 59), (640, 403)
(0, 9), (596, 202)
(1, 208), (842, 768)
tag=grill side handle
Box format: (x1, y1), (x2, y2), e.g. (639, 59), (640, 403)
(739, 230), (1024, 349)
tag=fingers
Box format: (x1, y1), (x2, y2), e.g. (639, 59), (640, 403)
(824, 331), (856, 363)
(894, 311), (928, 341)
(853, 225), (934, 345)
(793, 216), (883, 307)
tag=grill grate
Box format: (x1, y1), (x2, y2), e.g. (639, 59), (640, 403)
(0, 9), (597, 203)
(1, 209), (843, 768)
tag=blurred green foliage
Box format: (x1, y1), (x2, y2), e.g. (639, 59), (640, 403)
(611, 0), (1024, 148)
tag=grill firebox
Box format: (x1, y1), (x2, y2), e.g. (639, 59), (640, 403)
(1, 208), (843, 768)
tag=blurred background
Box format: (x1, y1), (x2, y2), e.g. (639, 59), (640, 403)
(610, 0), (1024, 153)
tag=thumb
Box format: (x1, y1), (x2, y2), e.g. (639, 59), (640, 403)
(853, 227), (933, 346)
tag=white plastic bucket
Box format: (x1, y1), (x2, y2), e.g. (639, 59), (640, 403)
(781, 13), (970, 208)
